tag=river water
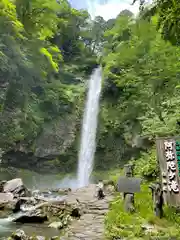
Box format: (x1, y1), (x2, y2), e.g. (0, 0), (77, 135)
(0, 168), (78, 238)
(0, 221), (60, 239)
(0, 168), (78, 190)
(0, 168), (103, 238)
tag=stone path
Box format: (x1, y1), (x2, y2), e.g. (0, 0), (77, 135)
(61, 184), (114, 240)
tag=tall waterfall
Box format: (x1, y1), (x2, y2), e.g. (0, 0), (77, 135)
(77, 67), (102, 187)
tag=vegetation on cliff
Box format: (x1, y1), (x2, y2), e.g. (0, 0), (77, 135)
(103, 2), (180, 237)
(0, 0), (111, 171)
(98, 4), (180, 173)
(0, 0), (180, 174)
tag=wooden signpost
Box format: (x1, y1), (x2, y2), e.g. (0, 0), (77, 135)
(156, 137), (180, 206)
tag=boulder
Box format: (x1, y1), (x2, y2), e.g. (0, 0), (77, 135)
(13, 209), (48, 223)
(11, 229), (27, 240)
(0, 192), (14, 202)
(0, 192), (14, 209)
(48, 214), (71, 229)
(13, 199), (27, 213)
(49, 221), (63, 229)
(32, 236), (46, 240)
(34, 115), (77, 158)
(13, 185), (29, 198)
(0, 180), (7, 192)
(51, 236), (59, 240)
(3, 178), (29, 197)
(50, 188), (71, 195)
(3, 178), (23, 193)
(10, 230), (47, 240)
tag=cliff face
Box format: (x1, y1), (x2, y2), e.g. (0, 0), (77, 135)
(0, 0), (101, 173)
(0, 74), (84, 173)
(34, 114), (77, 158)
(2, 112), (80, 173)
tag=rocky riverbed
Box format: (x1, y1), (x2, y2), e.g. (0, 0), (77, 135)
(0, 178), (115, 239)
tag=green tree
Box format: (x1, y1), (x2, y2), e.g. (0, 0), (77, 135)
(97, 12), (180, 169)
(133, 0), (180, 45)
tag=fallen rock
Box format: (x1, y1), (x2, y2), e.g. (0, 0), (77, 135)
(49, 221), (63, 229)
(32, 236), (46, 240)
(49, 188), (71, 195)
(11, 229), (27, 240)
(32, 190), (41, 197)
(0, 192), (14, 202)
(0, 180), (7, 192)
(13, 185), (29, 198)
(13, 209), (48, 223)
(0, 192), (14, 209)
(10, 230), (48, 240)
(13, 199), (28, 213)
(3, 178), (30, 198)
(51, 236), (59, 240)
(20, 197), (38, 205)
(49, 214), (72, 230)
(3, 178), (23, 193)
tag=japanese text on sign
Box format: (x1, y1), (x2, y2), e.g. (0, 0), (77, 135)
(162, 140), (179, 193)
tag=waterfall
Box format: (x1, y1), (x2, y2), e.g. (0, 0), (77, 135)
(77, 67), (102, 187)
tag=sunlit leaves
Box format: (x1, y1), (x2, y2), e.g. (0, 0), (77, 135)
(15, 0), (61, 39)
(0, 0), (102, 150)
(40, 46), (62, 73)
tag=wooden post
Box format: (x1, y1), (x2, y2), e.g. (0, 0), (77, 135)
(124, 164), (135, 213)
(149, 183), (164, 218)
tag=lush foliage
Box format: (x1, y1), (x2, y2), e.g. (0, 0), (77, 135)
(1, 0), (180, 173)
(97, 7), (180, 172)
(133, 0), (180, 45)
(102, 7), (180, 238)
(105, 184), (180, 239)
(0, 0), (108, 170)
(1, 1), (180, 237)
(132, 148), (159, 180)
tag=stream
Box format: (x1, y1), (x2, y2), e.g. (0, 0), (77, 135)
(0, 168), (78, 239)
(0, 221), (60, 239)
(0, 168), (101, 239)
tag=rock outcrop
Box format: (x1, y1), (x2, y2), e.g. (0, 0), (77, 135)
(0, 192), (14, 209)
(0, 178), (30, 213)
(3, 178), (29, 197)
(11, 229), (27, 240)
(34, 115), (77, 159)
(1, 111), (79, 173)
(13, 209), (48, 223)
(5, 183), (115, 240)
(10, 229), (48, 240)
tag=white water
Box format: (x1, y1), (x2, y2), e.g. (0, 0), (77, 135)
(0, 212), (22, 233)
(77, 67), (102, 187)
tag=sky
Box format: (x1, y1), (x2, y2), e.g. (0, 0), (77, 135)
(68, 0), (140, 20)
